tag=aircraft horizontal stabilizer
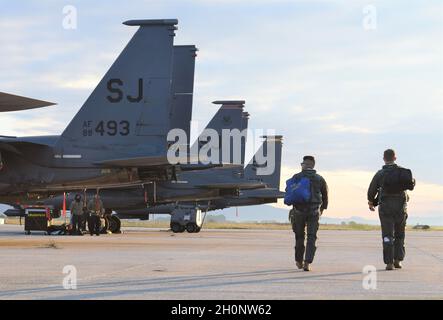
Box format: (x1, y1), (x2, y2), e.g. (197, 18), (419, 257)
(94, 155), (203, 167)
(197, 182), (265, 190)
(0, 136), (59, 155)
(94, 156), (171, 167)
(246, 189), (285, 199)
(0, 92), (56, 112)
(0, 142), (21, 154)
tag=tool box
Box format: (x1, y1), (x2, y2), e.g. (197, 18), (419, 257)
(24, 206), (54, 235)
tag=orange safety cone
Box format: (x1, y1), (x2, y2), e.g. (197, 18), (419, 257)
(62, 192), (67, 223)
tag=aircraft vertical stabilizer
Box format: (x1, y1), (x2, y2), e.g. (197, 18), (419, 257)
(191, 100), (246, 165)
(244, 135), (283, 189)
(240, 111), (249, 165)
(170, 45), (197, 145)
(56, 19), (178, 166)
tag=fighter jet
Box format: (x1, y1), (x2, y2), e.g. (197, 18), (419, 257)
(0, 19), (193, 200)
(117, 135), (284, 233)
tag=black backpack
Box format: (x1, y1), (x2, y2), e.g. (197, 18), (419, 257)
(382, 167), (415, 193)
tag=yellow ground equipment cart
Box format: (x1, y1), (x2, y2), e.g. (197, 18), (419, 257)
(24, 206), (55, 235)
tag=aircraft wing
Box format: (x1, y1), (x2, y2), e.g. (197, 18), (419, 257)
(0, 92), (56, 112)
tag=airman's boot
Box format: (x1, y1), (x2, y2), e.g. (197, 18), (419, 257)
(296, 261), (303, 269)
(394, 260), (402, 269)
(386, 263), (394, 270)
(303, 262), (311, 272)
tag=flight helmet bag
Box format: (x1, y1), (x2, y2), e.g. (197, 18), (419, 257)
(284, 176), (312, 205)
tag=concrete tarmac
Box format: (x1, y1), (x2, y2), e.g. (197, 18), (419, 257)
(0, 224), (441, 300)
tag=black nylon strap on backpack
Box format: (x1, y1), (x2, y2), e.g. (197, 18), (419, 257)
(382, 167), (414, 193)
(308, 175), (322, 204)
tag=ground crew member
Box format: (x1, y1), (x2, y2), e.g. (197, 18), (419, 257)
(69, 194), (84, 235)
(87, 194), (104, 236)
(289, 155), (328, 271)
(368, 149), (414, 270)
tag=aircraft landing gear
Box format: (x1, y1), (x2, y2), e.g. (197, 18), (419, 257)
(170, 222), (185, 233)
(170, 207), (205, 233)
(185, 222), (198, 233)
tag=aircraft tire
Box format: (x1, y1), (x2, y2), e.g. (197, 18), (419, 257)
(186, 223), (197, 233)
(171, 222), (184, 233)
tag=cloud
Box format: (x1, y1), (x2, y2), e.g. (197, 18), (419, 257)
(0, 113), (65, 136)
(46, 74), (101, 90)
(329, 124), (374, 134)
